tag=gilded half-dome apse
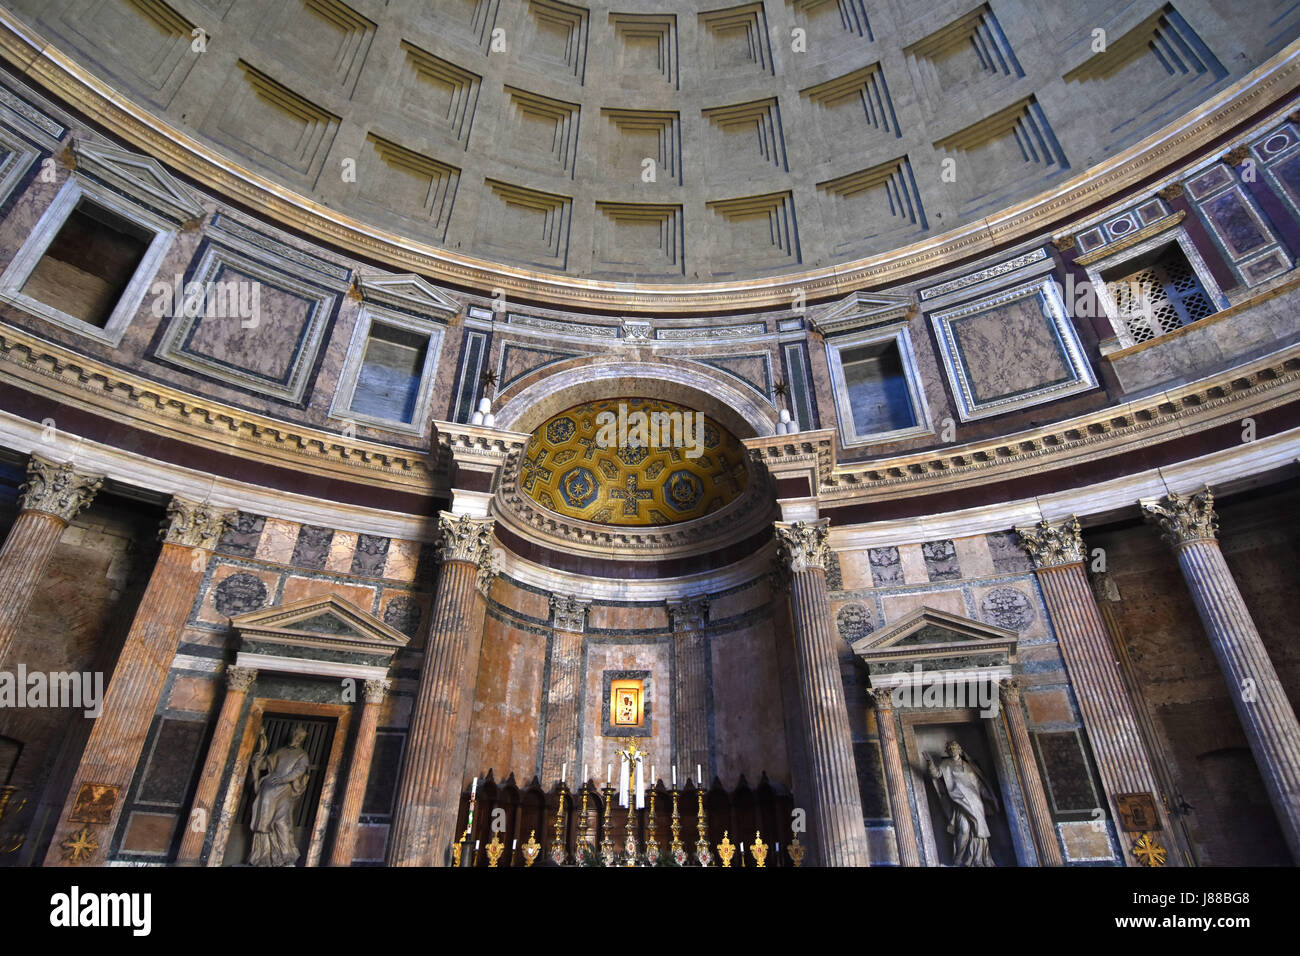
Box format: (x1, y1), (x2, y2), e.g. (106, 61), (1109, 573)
(521, 399), (748, 526)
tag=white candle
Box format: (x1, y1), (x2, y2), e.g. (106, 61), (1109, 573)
(697, 764), (702, 785)
(471, 776), (478, 797)
(583, 763), (588, 782)
(475, 840), (480, 850)
(607, 763), (611, 784)
(672, 766), (677, 787)
(512, 839), (517, 850)
(561, 762), (566, 784)
(650, 765), (655, 785)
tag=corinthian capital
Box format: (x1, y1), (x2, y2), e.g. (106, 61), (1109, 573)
(774, 519), (830, 574)
(436, 512), (495, 566)
(1140, 488), (1218, 547)
(363, 678), (391, 704)
(550, 594), (588, 633)
(163, 497), (236, 549)
(19, 455), (104, 522)
(225, 665), (257, 692)
(667, 595), (709, 632)
(1015, 516), (1086, 569)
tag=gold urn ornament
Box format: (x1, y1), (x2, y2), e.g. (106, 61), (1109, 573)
(787, 834), (805, 867)
(485, 832), (505, 867)
(716, 830), (736, 868)
(750, 831), (769, 868)
(522, 829), (542, 867)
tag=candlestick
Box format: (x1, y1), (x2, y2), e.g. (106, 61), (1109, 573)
(669, 786), (684, 865)
(600, 785), (616, 865)
(645, 786), (660, 865)
(552, 786), (568, 866)
(576, 783), (592, 865)
(694, 786), (711, 867)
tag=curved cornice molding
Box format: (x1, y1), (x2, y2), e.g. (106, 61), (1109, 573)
(1, 10), (1295, 313)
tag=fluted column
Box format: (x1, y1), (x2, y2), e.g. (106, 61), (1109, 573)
(1017, 516), (1177, 865)
(1142, 488), (1300, 863)
(330, 678), (390, 867)
(45, 497), (234, 866)
(176, 665), (256, 865)
(998, 677), (1064, 866)
(668, 595), (711, 781)
(387, 512), (495, 867)
(869, 686), (920, 867)
(0, 455), (102, 665)
(540, 594), (586, 786)
(775, 519), (869, 867)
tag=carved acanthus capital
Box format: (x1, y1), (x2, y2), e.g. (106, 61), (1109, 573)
(226, 665), (257, 692)
(774, 519), (830, 574)
(550, 594), (588, 633)
(997, 677), (1021, 702)
(19, 455), (104, 522)
(436, 512), (495, 566)
(1141, 488), (1218, 547)
(363, 678), (391, 704)
(163, 497), (236, 550)
(1016, 516), (1086, 569)
(667, 595), (709, 632)
(869, 685), (896, 711)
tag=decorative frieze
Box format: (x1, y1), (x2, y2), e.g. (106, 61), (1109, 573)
(18, 455), (103, 522)
(1140, 488), (1218, 546)
(1016, 516), (1086, 568)
(163, 498), (236, 550)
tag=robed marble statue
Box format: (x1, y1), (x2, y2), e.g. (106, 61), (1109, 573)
(924, 739), (1001, 867)
(247, 725), (311, 867)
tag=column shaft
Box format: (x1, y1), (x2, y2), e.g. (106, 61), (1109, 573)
(387, 556), (486, 866)
(329, 681), (387, 867)
(1033, 562), (1177, 858)
(1176, 539), (1300, 861)
(176, 667), (254, 865)
(788, 566), (869, 866)
(1000, 680), (1064, 866)
(871, 691), (920, 867)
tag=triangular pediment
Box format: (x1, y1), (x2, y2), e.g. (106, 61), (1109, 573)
(358, 273), (461, 319)
(852, 606), (1017, 664)
(231, 594), (409, 654)
(71, 140), (205, 223)
(812, 290), (914, 337)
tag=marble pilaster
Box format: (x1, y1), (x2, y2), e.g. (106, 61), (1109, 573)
(540, 594), (586, 787)
(1142, 489), (1300, 863)
(668, 595), (711, 782)
(386, 512), (495, 866)
(0, 455), (102, 665)
(775, 519), (869, 867)
(45, 497), (234, 865)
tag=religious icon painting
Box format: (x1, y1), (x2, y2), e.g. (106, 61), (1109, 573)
(610, 678), (643, 728)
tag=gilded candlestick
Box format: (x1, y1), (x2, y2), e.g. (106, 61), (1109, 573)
(551, 786), (568, 866)
(669, 787), (686, 865)
(644, 787), (660, 864)
(600, 785), (616, 865)
(694, 787), (711, 867)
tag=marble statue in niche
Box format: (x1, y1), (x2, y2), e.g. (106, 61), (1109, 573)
(247, 725), (311, 867)
(924, 740), (1001, 867)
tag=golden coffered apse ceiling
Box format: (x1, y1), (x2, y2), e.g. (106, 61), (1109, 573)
(521, 399), (748, 526)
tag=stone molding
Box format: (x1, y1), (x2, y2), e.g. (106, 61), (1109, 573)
(1016, 516), (1087, 569)
(162, 497), (235, 550)
(18, 454), (103, 522)
(1140, 487), (1219, 546)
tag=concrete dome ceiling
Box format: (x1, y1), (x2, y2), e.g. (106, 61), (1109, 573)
(521, 399), (748, 526)
(3, 0), (1283, 293)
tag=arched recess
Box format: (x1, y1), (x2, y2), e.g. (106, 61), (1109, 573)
(492, 356), (777, 439)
